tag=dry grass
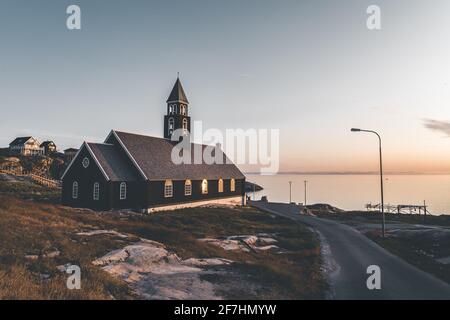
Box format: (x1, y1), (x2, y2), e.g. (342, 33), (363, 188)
(0, 180), (326, 300)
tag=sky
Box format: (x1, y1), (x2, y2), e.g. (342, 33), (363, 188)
(1, 0), (450, 174)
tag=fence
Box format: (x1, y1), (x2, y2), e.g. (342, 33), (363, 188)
(0, 167), (61, 189)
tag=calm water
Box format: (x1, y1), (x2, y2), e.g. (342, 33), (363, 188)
(246, 174), (450, 215)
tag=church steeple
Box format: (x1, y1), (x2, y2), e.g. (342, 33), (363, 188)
(164, 77), (191, 140)
(166, 77), (189, 104)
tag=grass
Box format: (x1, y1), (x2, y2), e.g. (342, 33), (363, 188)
(0, 180), (326, 300)
(0, 179), (60, 203)
(367, 233), (450, 284)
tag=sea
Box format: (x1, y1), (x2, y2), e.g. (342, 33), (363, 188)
(246, 174), (450, 215)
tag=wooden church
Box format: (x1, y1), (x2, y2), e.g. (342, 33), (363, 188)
(61, 78), (246, 212)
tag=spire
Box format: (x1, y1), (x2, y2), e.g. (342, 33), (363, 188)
(166, 76), (189, 104)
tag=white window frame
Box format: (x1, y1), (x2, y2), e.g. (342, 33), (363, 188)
(230, 178), (236, 192)
(218, 179), (224, 193)
(185, 180), (192, 196)
(182, 118), (188, 131)
(120, 182), (127, 200)
(93, 182), (100, 200)
(72, 181), (78, 199)
(82, 157), (90, 168)
(201, 179), (208, 194)
(164, 180), (173, 198)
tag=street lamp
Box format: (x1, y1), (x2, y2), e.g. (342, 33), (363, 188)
(289, 181), (292, 203)
(304, 180), (308, 206)
(351, 128), (385, 237)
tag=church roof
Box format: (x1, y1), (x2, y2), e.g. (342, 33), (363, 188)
(166, 78), (189, 104)
(109, 130), (245, 181)
(87, 143), (139, 181)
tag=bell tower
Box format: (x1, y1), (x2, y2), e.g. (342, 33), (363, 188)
(164, 77), (191, 140)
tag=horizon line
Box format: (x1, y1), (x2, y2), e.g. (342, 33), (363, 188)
(244, 171), (450, 176)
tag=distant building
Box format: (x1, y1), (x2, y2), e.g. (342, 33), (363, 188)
(9, 136), (44, 156)
(61, 78), (246, 212)
(64, 148), (79, 163)
(40, 141), (57, 155)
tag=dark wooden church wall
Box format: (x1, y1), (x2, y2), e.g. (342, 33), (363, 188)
(146, 178), (245, 207)
(61, 147), (111, 210)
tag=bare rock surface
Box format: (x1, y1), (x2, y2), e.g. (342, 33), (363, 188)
(92, 238), (233, 299)
(199, 234), (280, 252)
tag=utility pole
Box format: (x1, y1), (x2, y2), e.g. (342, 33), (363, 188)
(423, 200), (427, 223)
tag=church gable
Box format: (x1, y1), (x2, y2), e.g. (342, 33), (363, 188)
(61, 143), (110, 182)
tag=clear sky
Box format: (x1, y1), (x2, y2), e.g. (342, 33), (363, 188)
(1, 0), (450, 173)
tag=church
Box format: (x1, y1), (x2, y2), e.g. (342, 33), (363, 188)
(61, 78), (246, 212)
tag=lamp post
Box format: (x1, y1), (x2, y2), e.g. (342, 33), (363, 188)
(351, 128), (385, 237)
(289, 181), (292, 203)
(304, 180), (308, 206)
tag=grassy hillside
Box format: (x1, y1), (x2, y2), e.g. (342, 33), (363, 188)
(0, 179), (326, 300)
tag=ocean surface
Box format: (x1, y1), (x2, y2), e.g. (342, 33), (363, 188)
(246, 174), (450, 215)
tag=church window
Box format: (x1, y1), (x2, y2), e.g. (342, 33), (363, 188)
(120, 182), (127, 200)
(218, 179), (224, 193)
(201, 179), (208, 194)
(72, 181), (78, 199)
(93, 182), (100, 200)
(165, 180), (173, 197)
(185, 180), (192, 196)
(168, 118), (174, 135)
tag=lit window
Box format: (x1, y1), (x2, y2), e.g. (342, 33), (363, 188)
(185, 180), (192, 196)
(93, 182), (100, 200)
(230, 179), (236, 192)
(72, 181), (78, 199)
(201, 179), (208, 194)
(218, 179), (224, 193)
(120, 182), (127, 200)
(165, 180), (173, 197)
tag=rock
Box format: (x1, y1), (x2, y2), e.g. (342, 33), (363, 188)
(76, 229), (128, 239)
(57, 263), (73, 272)
(200, 235), (281, 253)
(245, 181), (263, 193)
(40, 273), (51, 280)
(92, 238), (231, 300)
(182, 258), (233, 267)
(43, 250), (60, 258)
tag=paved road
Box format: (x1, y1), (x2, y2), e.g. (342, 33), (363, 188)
(252, 201), (450, 300)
